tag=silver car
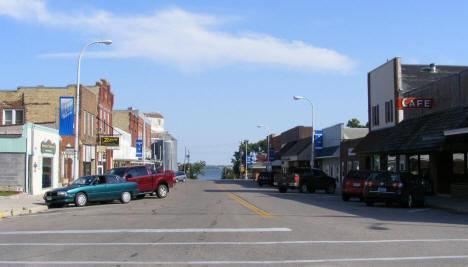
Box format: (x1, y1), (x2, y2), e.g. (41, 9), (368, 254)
(174, 171), (187, 183)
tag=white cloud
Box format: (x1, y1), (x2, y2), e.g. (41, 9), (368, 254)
(0, 0), (355, 73)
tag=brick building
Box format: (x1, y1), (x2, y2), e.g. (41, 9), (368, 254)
(113, 107), (151, 163)
(88, 79), (114, 173)
(0, 83), (100, 185)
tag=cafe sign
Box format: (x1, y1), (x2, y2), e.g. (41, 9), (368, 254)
(100, 136), (120, 147)
(396, 97), (433, 109)
(41, 140), (56, 154)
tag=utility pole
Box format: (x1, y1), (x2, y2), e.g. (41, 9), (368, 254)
(187, 149), (188, 179)
(245, 140), (248, 180)
(183, 146), (187, 173)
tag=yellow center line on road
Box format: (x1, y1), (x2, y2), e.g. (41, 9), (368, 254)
(216, 184), (275, 218)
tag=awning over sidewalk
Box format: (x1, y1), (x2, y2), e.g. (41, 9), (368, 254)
(281, 138), (311, 161)
(355, 106), (468, 154)
(315, 145), (340, 159)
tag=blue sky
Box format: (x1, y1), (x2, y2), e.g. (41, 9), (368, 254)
(2, 0), (468, 165)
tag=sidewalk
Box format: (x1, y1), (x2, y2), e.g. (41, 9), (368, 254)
(426, 195), (468, 214)
(0, 193), (48, 218)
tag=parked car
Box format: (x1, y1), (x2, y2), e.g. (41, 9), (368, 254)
(341, 170), (373, 201)
(43, 175), (138, 208)
(174, 171), (187, 183)
(257, 172), (274, 186)
(277, 167), (336, 194)
(363, 171), (425, 208)
(107, 166), (174, 198)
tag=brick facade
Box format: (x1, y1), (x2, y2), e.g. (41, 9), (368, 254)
(0, 83), (101, 184)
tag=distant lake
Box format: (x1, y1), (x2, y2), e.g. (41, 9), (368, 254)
(197, 168), (223, 180)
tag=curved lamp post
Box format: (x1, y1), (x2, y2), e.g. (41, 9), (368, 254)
(256, 124), (271, 162)
(293, 95), (314, 168)
(74, 40), (112, 180)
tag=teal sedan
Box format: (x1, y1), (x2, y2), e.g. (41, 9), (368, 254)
(44, 175), (139, 208)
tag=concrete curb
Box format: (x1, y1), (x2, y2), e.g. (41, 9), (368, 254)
(0, 205), (48, 218)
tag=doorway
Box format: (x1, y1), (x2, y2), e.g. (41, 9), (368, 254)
(42, 157), (52, 188)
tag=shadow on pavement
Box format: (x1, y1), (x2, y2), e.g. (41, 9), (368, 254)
(211, 179), (468, 226)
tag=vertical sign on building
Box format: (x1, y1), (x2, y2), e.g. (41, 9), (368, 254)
(314, 130), (323, 151)
(59, 97), (74, 135)
(136, 139), (143, 158)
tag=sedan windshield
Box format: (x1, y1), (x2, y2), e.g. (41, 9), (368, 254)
(71, 176), (94, 185)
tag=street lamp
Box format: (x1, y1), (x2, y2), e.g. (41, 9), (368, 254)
(74, 40), (112, 180)
(256, 124), (271, 162)
(293, 95), (314, 168)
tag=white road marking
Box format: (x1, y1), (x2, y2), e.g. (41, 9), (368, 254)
(1, 255), (468, 265)
(0, 228), (291, 235)
(2, 238), (468, 246)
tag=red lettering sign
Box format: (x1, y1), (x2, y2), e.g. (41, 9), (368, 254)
(396, 98), (433, 109)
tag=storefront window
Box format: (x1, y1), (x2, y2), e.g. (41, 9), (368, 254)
(353, 161), (359, 170)
(373, 155), (380, 171)
(83, 162), (92, 176)
(453, 153), (465, 175)
(42, 158), (52, 188)
(420, 154), (430, 178)
(409, 155), (418, 175)
(387, 155), (396, 172)
(399, 155), (406, 171)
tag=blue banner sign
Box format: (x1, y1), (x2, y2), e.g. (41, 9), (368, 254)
(136, 139), (143, 157)
(269, 147), (275, 161)
(59, 97), (74, 135)
(247, 155), (252, 165)
(314, 130), (323, 151)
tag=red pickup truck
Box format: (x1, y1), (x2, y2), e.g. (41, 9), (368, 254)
(107, 166), (175, 198)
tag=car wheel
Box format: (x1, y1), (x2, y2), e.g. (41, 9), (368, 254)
(75, 192), (87, 207)
(157, 184), (168, 198)
(258, 182), (263, 187)
(404, 193), (414, 208)
(359, 197), (365, 202)
(279, 186), (287, 193)
(121, 191), (131, 204)
(326, 183), (336, 194)
(342, 194), (349, 201)
(300, 183), (308, 193)
(365, 199), (374, 206)
(308, 186), (316, 193)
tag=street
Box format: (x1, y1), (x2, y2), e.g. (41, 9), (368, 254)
(1, 180), (468, 266)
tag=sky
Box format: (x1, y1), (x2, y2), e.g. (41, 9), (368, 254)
(1, 0), (468, 165)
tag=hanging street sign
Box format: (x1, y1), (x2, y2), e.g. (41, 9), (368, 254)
(136, 139), (143, 158)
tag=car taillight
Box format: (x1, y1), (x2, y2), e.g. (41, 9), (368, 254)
(365, 181), (373, 187)
(294, 175), (299, 183)
(392, 182), (403, 188)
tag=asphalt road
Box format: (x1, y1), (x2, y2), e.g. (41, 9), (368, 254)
(1, 180), (468, 266)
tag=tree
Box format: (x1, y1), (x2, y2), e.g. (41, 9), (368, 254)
(179, 161), (206, 179)
(231, 139), (267, 178)
(347, 118), (367, 128)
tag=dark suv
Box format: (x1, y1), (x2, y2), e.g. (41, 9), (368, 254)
(257, 172), (274, 186)
(277, 167), (336, 194)
(363, 172), (425, 208)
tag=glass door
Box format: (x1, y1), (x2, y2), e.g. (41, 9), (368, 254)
(42, 158), (52, 188)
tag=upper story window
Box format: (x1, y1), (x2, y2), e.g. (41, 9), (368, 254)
(3, 109), (24, 125)
(385, 100), (394, 123)
(372, 105), (380, 126)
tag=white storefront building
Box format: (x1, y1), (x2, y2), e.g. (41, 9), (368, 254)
(0, 123), (60, 195)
